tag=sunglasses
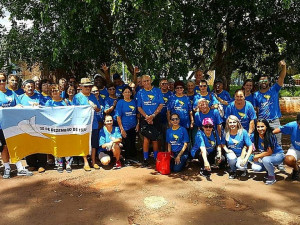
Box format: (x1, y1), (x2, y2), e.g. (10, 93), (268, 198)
(259, 79), (268, 83)
(200, 85), (207, 87)
(171, 118), (179, 121)
(0, 79), (6, 83)
(203, 125), (213, 128)
(108, 88), (116, 91)
(175, 86), (183, 89)
(51, 89), (59, 92)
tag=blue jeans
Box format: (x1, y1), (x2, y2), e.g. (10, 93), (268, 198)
(226, 152), (248, 172)
(171, 151), (188, 172)
(251, 153), (285, 176)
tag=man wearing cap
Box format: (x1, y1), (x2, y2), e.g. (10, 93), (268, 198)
(94, 74), (108, 102)
(18, 80), (46, 173)
(73, 78), (102, 171)
(7, 74), (24, 96)
(273, 113), (300, 180)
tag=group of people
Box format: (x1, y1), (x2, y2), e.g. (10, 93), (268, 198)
(0, 60), (299, 185)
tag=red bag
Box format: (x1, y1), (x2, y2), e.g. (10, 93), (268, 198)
(156, 152), (171, 175)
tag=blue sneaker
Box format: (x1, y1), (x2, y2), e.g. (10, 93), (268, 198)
(265, 176), (276, 185)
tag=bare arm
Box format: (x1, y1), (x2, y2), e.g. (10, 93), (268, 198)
(248, 120), (255, 135)
(277, 60), (287, 87)
(273, 128), (281, 134)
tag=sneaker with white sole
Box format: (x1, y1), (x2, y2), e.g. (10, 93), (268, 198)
(17, 169), (33, 176)
(265, 176), (276, 185)
(3, 169), (11, 179)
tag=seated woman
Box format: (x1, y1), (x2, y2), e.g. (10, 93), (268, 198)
(251, 119), (284, 185)
(191, 118), (224, 178)
(222, 115), (253, 179)
(45, 84), (73, 173)
(98, 115), (123, 169)
(166, 113), (189, 172)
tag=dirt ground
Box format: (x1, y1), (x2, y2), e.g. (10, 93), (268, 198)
(0, 114), (300, 225)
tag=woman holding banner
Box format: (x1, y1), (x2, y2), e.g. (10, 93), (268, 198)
(0, 73), (33, 178)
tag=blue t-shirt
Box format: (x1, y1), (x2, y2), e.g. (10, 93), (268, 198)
(116, 84), (127, 98)
(160, 90), (173, 124)
(253, 83), (282, 120)
(72, 92), (100, 129)
(194, 85), (210, 94)
(0, 89), (20, 129)
(194, 109), (223, 130)
(191, 130), (219, 157)
(65, 98), (74, 106)
(187, 94), (195, 107)
(280, 121), (300, 151)
(60, 91), (66, 99)
(256, 135), (283, 154)
(167, 95), (192, 128)
(99, 87), (109, 101)
(245, 93), (254, 106)
(40, 93), (52, 106)
(18, 93), (42, 106)
(222, 129), (252, 156)
(8, 87), (24, 96)
(104, 96), (118, 121)
(225, 101), (257, 132)
(213, 90), (232, 111)
(115, 99), (137, 131)
(166, 126), (189, 153)
(45, 99), (67, 107)
(193, 93), (219, 109)
(137, 87), (164, 115)
(98, 126), (122, 152)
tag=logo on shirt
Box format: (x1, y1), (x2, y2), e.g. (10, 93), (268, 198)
(129, 105), (135, 111)
(173, 134), (179, 141)
(264, 95), (270, 100)
(148, 95), (154, 100)
(163, 97), (168, 103)
(209, 140), (215, 146)
(196, 90), (200, 94)
(238, 112), (245, 118)
(100, 94), (106, 99)
(178, 100), (184, 106)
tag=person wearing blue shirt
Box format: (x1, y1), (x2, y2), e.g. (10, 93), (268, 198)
(222, 115), (253, 179)
(193, 80), (219, 110)
(39, 79), (51, 106)
(159, 79), (173, 151)
(251, 119), (284, 185)
(253, 60), (287, 146)
(45, 84), (74, 173)
(7, 74), (24, 96)
(242, 79), (255, 105)
(64, 85), (76, 106)
(191, 118), (224, 178)
(273, 114), (300, 180)
(18, 79), (47, 173)
(166, 113), (189, 172)
(94, 73), (109, 101)
(104, 83), (119, 125)
(213, 79), (232, 112)
(116, 86), (139, 161)
(167, 81), (194, 130)
(194, 98), (222, 140)
(0, 73), (33, 178)
(225, 89), (256, 134)
(73, 77), (102, 172)
(98, 115), (123, 169)
(137, 75), (164, 167)
(58, 78), (68, 99)
(112, 73), (126, 98)
(193, 69), (210, 94)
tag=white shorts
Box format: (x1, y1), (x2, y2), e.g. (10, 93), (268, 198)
(286, 146), (300, 161)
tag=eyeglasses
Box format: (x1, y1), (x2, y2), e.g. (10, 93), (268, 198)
(175, 86), (183, 90)
(161, 83), (168, 85)
(108, 88), (115, 91)
(203, 125), (213, 128)
(259, 79), (268, 83)
(0, 79), (6, 83)
(51, 89), (59, 92)
(171, 118), (179, 121)
(200, 85), (207, 88)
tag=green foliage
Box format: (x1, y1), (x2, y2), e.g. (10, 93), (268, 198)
(1, 0), (300, 82)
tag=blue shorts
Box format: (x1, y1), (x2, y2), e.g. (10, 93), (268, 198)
(91, 129), (99, 149)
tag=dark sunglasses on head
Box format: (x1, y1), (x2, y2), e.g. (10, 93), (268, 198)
(203, 125), (213, 128)
(171, 118), (179, 121)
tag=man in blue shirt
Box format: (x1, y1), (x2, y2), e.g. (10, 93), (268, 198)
(273, 114), (300, 180)
(137, 75), (164, 167)
(253, 60), (286, 145)
(7, 74), (24, 96)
